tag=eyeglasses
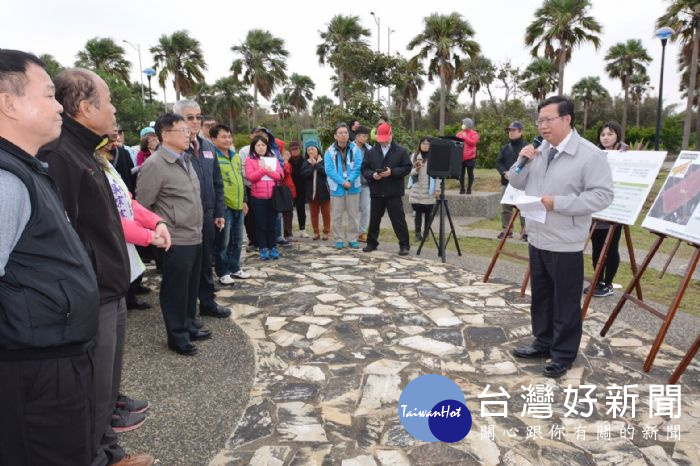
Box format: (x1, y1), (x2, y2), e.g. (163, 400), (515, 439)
(535, 116), (564, 127)
(165, 128), (191, 135)
(185, 115), (203, 121)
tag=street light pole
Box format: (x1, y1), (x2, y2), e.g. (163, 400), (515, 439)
(143, 67), (156, 104)
(654, 27), (673, 151)
(123, 39), (145, 106)
(371, 12), (381, 104)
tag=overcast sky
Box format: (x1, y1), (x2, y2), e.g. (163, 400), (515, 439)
(3, 0), (687, 114)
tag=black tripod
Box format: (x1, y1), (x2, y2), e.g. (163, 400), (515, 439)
(416, 178), (462, 263)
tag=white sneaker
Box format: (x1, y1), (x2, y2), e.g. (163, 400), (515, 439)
(231, 269), (251, 279)
(300, 231), (309, 238)
(219, 274), (235, 285)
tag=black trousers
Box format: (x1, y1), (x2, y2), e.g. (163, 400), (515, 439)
(367, 196), (409, 250)
(198, 211), (217, 311)
(591, 226), (622, 285)
(160, 244), (202, 349)
(459, 160), (475, 193)
(251, 197), (277, 249)
(412, 203), (433, 235)
(244, 187), (257, 247)
(294, 196), (306, 230)
(0, 351), (94, 466)
(528, 245), (583, 365)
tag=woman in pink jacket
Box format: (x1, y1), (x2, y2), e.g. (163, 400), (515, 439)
(455, 118), (480, 194)
(245, 135), (284, 260)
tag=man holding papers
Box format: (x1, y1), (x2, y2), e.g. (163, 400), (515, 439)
(507, 96), (613, 378)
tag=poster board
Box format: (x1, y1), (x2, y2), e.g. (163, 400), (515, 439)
(642, 151), (700, 244)
(593, 150), (666, 225)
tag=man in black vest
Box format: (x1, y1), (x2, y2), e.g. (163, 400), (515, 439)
(38, 69), (153, 466)
(361, 123), (412, 255)
(0, 50), (99, 466)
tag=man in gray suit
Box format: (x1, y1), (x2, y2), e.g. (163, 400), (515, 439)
(508, 95), (613, 378)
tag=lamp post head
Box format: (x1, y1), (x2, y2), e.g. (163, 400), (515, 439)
(143, 67), (156, 77)
(655, 26), (674, 43)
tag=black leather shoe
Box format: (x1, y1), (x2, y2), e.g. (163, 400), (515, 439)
(512, 346), (550, 359)
(200, 305), (231, 318)
(362, 246), (377, 253)
(127, 300), (151, 310)
(190, 329), (212, 341)
(398, 248), (410, 256)
(543, 361), (571, 378)
(193, 319), (204, 329)
(133, 284), (151, 295)
(168, 343), (198, 356)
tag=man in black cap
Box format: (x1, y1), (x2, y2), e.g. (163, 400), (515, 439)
(496, 121), (527, 240)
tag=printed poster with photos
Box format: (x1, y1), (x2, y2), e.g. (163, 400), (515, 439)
(642, 151), (700, 244)
(593, 150), (666, 225)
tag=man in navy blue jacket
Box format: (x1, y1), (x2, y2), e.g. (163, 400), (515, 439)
(174, 100), (230, 324)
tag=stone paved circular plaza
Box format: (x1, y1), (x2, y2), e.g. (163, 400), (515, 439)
(122, 242), (700, 465)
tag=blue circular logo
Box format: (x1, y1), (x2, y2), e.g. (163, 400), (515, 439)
(398, 374), (472, 442)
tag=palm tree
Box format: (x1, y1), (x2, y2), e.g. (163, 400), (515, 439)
(312, 95), (335, 124)
(629, 72), (651, 127)
(317, 15), (371, 109)
(605, 39), (652, 140)
(520, 58), (559, 103)
(150, 30), (207, 101)
(75, 38), (131, 83)
(678, 54), (700, 148)
(525, 0), (602, 95)
(272, 93), (294, 139)
(456, 55), (495, 121)
(408, 12), (480, 135)
(571, 76), (609, 132)
(231, 29), (289, 126)
(284, 73), (315, 134)
(393, 57), (425, 135)
(657, 1), (700, 150)
(211, 76), (252, 130)
(40, 54), (64, 79)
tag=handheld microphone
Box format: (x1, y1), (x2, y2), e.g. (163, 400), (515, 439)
(514, 136), (544, 174)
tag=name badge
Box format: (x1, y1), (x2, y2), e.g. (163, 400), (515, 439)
(203, 151), (214, 159)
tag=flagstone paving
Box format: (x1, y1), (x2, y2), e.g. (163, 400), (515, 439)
(206, 243), (700, 465)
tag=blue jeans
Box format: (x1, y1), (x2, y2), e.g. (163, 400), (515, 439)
(215, 208), (244, 276)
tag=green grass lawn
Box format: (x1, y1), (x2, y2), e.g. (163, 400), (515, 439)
(380, 218), (700, 318)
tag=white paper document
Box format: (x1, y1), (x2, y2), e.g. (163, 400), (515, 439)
(515, 195), (547, 224)
(260, 156), (277, 171)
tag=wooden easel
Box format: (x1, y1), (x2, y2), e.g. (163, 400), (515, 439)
(600, 232), (700, 372)
(483, 208), (530, 296)
(581, 220), (643, 318)
(669, 334), (700, 384)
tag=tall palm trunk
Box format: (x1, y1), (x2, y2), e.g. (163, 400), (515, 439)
(682, 20), (699, 150)
(621, 76), (630, 141)
(557, 49), (566, 95)
(636, 99), (641, 127)
(410, 97), (416, 136)
(252, 84), (259, 126)
(583, 100), (590, 133)
(471, 91), (476, 121)
(338, 69), (345, 110)
(438, 59), (446, 136)
(228, 108), (234, 131)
